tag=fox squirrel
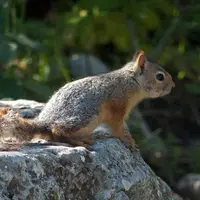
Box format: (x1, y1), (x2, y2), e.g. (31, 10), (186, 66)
(0, 50), (175, 151)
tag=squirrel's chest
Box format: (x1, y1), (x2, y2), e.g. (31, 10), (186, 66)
(99, 92), (145, 122)
(125, 92), (147, 117)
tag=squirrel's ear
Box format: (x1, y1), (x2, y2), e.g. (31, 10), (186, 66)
(133, 50), (146, 68)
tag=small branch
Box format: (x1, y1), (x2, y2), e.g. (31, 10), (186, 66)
(149, 17), (180, 59)
(126, 18), (140, 51)
(133, 109), (152, 138)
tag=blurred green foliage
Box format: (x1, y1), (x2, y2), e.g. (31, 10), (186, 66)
(1, 0), (200, 101)
(1, 0), (200, 191)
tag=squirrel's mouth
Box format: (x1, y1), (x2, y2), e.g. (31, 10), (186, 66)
(161, 84), (174, 97)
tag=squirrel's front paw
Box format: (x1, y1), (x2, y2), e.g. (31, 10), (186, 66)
(119, 135), (139, 152)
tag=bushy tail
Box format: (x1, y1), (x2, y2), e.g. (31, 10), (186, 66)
(0, 108), (51, 146)
(0, 108), (95, 150)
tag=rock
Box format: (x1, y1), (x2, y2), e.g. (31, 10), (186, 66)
(68, 54), (108, 78)
(0, 99), (180, 200)
(177, 174), (200, 200)
(0, 99), (44, 118)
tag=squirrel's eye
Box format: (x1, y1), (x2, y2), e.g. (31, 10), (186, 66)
(156, 72), (165, 81)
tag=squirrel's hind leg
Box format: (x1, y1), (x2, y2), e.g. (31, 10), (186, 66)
(50, 116), (101, 148)
(60, 136), (94, 148)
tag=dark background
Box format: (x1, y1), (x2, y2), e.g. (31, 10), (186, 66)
(0, 0), (200, 199)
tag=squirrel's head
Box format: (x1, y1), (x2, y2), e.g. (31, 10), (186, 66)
(129, 50), (175, 98)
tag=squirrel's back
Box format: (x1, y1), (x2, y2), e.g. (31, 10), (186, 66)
(37, 70), (139, 123)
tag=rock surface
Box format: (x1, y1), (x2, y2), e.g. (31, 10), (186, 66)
(0, 99), (180, 200)
(177, 174), (200, 200)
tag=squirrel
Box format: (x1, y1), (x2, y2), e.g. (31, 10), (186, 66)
(0, 50), (175, 151)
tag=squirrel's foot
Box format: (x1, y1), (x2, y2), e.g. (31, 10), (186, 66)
(80, 135), (95, 145)
(60, 135), (95, 149)
(65, 139), (89, 148)
(118, 135), (138, 152)
(29, 138), (90, 148)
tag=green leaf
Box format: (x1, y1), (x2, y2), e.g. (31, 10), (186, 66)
(177, 71), (186, 80)
(23, 80), (53, 99)
(0, 41), (17, 63)
(79, 0), (129, 11)
(185, 83), (200, 94)
(0, 77), (24, 99)
(0, 1), (9, 33)
(14, 34), (41, 50)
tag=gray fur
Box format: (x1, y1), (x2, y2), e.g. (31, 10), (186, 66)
(37, 67), (140, 131)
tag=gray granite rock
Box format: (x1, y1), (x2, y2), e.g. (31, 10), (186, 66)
(177, 174), (200, 200)
(0, 99), (44, 118)
(0, 99), (180, 200)
(68, 54), (108, 79)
